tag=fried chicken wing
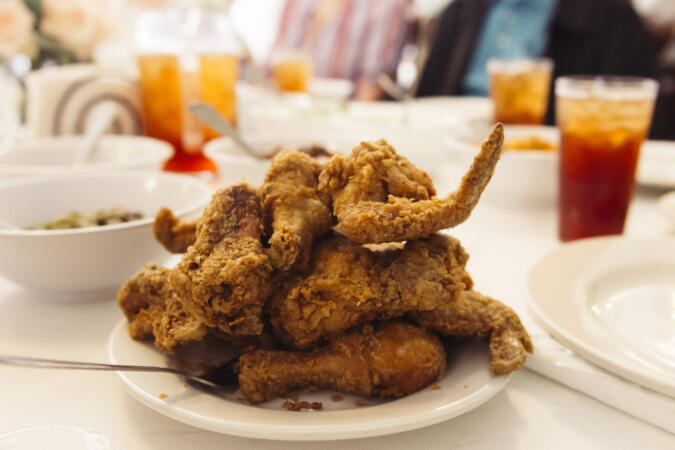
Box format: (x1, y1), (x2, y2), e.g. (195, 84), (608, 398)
(261, 149), (332, 271)
(153, 207), (198, 253)
(170, 184), (273, 336)
(117, 263), (209, 353)
(270, 233), (470, 349)
(238, 321), (445, 403)
(319, 123), (504, 244)
(412, 290), (533, 375)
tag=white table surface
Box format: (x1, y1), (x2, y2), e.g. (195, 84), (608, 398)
(1, 182), (674, 449)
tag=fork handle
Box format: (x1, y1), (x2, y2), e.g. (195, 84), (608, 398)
(0, 354), (182, 375)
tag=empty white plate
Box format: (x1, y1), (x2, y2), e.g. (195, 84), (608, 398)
(108, 319), (511, 441)
(527, 236), (675, 398)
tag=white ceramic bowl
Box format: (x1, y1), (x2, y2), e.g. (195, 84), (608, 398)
(444, 124), (559, 206)
(0, 171), (212, 301)
(205, 125), (453, 187)
(205, 131), (356, 186)
(0, 135), (172, 178)
(310, 77), (354, 101)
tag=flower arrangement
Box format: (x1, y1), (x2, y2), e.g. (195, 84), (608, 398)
(0, 0), (116, 69)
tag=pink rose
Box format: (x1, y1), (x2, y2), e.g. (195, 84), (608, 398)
(133, 0), (169, 9)
(40, 0), (117, 60)
(0, 0), (36, 59)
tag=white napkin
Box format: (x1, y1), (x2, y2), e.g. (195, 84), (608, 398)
(524, 319), (675, 434)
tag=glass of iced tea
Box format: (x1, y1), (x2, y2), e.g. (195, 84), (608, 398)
(488, 59), (553, 124)
(556, 76), (658, 242)
(271, 50), (313, 93)
(135, 4), (242, 175)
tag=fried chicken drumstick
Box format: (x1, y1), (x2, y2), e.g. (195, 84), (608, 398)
(170, 184), (273, 337)
(261, 149), (332, 271)
(270, 233), (470, 349)
(412, 290), (533, 375)
(238, 321), (446, 403)
(319, 123), (504, 244)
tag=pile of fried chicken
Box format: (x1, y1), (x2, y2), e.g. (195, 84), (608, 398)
(118, 123), (532, 405)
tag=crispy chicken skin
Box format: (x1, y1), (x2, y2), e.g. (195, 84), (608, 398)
(117, 263), (209, 353)
(153, 208), (198, 253)
(413, 290), (533, 375)
(118, 123), (532, 402)
(170, 184), (273, 336)
(270, 233), (470, 349)
(238, 321), (446, 403)
(319, 123), (504, 244)
(261, 149), (332, 271)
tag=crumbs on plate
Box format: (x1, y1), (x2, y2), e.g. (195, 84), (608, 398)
(282, 399), (323, 411)
(159, 393), (168, 399)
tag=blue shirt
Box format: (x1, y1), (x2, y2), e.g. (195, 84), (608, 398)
(461, 0), (559, 96)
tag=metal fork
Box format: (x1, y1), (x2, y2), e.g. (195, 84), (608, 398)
(0, 354), (238, 390)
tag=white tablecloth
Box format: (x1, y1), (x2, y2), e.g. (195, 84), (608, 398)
(1, 183), (674, 449)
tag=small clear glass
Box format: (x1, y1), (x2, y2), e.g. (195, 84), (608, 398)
(487, 58), (553, 125)
(556, 76), (658, 241)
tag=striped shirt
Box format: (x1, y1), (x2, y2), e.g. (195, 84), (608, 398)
(273, 0), (413, 83)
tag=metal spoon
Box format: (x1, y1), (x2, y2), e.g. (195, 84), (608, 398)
(0, 354), (238, 391)
(188, 102), (259, 159)
(72, 102), (119, 167)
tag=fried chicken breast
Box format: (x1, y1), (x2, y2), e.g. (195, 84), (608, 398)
(270, 233), (470, 349)
(170, 184), (273, 337)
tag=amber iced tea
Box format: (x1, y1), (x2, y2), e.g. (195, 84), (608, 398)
(137, 53), (239, 172)
(556, 77), (658, 241)
(488, 59), (552, 125)
(272, 51), (313, 93)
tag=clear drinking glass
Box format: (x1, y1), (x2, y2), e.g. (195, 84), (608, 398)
(556, 76), (659, 242)
(487, 58), (553, 125)
(135, 2), (242, 174)
(271, 49), (313, 93)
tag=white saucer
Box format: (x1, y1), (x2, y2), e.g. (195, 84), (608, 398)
(108, 319), (511, 441)
(526, 236), (675, 398)
(637, 140), (675, 189)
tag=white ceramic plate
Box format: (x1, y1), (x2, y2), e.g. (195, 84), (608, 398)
(108, 319), (511, 441)
(527, 237), (675, 398)
(637, 140), (675, 189)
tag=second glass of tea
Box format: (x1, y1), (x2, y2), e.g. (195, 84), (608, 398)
(271, 50), (313, 93)
(556, 76), (658, 242)
(488, 58), (553, 124)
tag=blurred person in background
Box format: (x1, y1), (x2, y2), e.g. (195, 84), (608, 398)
(633, 0), (675, 139)
(271, 0), (415, 100)
(416, 0), (673, 139)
